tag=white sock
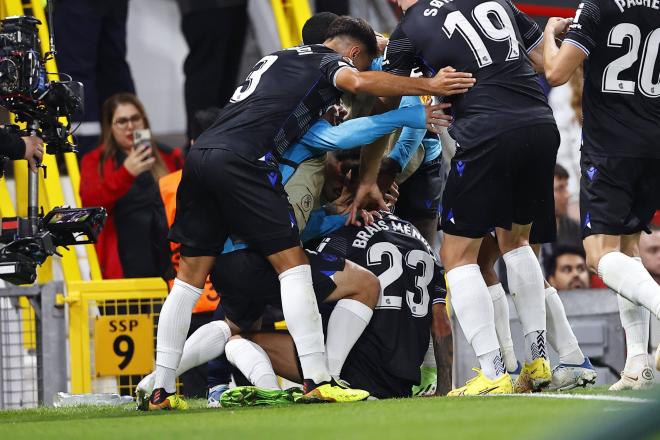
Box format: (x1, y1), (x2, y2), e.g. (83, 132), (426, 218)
(326, 299), (373, 377)
(278, 265), (330, 384)
(446, 265), (503, 379)
(599, 252), (660, 320)
(422, 336), (436, 369)
(488, 283), (518, 372)
(478, 348), (506, 381)
(155, 278), (202, 393)
(175, 320), (231, 376)
(503, 246), (547, 362)
(617, 258), (651, 373)
(545, 286), (584, 365)
(225, 339), (281, 390)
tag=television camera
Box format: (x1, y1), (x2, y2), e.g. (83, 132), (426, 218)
(0, 14), (106, 284)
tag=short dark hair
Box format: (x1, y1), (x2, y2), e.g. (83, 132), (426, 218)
(544, 244), (587, 278)
(554, 163), (569, 180)
(325, 16), (378, 58)
(302, 12), (338, 45)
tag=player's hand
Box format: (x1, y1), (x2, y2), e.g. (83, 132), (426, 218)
(429, 66), (476, 96)
(545, 17), (572, 40)
(22, 135), (44, 172)
(124, 145), (155, 176)
(376, 34), (389, 54)
(377, 157), (400, 194)
(384, 181), (399, 210)
(347, 182), (389, 226)
(425, 102), (453, 132)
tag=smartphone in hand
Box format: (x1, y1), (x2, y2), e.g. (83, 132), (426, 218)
(133, 129), (152, 149)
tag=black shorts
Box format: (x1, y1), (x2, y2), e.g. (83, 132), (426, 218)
(394, 158), (443, 221)
(210, 249), (345, 332)
(580, 153), (660, 238)
(440, 124), (559, 239)
(169, 148), (300, 257)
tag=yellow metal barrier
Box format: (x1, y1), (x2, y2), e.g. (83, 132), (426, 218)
(270, 0), (312, 48)
(66, 278), (169, 394)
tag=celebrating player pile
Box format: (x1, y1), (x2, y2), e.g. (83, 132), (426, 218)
(140, 0), (659, 410)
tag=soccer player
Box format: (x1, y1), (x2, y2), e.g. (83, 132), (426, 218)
(543, 0), (660, 389)
(145, 214), (448, 403)
(151, 15), (473, 408)
(375, 0), (560, 396)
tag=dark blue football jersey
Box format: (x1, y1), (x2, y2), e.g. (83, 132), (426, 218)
(383, 0), (556, 149)
(564, 0), (660, 158)
(310, 214), (446, 390)
(193, 45), (355, 160)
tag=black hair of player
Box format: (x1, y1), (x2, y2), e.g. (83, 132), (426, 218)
(544, 244), (587, 278)
(554, 163), (569, 180)
(302, 12), (339, 45)
(325, 16), (378, 58)
(191, 107), (223, 141)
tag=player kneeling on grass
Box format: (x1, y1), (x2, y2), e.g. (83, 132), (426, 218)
(220, 214), (449, 405)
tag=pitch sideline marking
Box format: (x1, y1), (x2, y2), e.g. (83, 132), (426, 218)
(486, 393), (653, 404)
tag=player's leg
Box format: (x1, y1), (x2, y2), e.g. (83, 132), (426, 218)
(607, 233), (654, 390)
(266, 247), (331, 390)
(321, 259), (380, 379)
(442, 234), (507, 383)
(149, 149), (229, 410)
(477, 233), (519, 375)
(440, 140), (512, 396)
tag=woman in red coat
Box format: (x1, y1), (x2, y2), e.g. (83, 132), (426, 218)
(81, 93), (183, 279)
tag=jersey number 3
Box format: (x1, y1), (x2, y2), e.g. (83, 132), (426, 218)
(230, 55), (278, 103)
(367, 242), (433, 317)
(442, 1), (520, 67)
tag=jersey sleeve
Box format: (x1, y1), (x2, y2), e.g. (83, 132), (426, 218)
(299, 105), (426, 152)
(388, 96), (427, 169)
(320, 53), (358, 88)
(382, 24), (417, 76)
(564, 0), (602, 56)
(431, 263), (447, 305)
(505, 0), (543, 52)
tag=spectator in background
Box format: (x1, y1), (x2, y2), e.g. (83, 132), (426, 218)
(80, 93), (183, 279)
(549, 65), (583, 209)
(53, 0), (136, 155)
(553, 164), (582, 247)
(545, 245), (591, 291)
(176, 0), (248, 142)
(640, 225), (660, 285)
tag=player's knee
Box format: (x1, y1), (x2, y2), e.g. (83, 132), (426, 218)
(362, 271), (380, 309)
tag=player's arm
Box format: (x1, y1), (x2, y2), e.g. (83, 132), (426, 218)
(302, 101), (450, 151)
(334, 67), (475, 98)
(543, 18), (587, 86)
(431, 302), (453, 396)
(505, 0), (546, 72)
(544, 1), (598, 85)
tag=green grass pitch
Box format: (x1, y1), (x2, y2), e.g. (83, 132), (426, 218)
(1, 387), (658, 440)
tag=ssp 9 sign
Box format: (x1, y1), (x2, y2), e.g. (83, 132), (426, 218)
(94, 316), (153, 376)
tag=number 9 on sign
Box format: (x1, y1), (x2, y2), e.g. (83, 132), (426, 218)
(94, 315), (153, 376)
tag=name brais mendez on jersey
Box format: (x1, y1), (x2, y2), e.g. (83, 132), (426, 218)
(348, 214), (435, 254)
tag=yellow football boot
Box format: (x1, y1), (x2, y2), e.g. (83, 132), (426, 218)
(447, 369), (513, 396)
(298, 382), (369, 403)
(146, 388), (189, 411)
(514, 357), (552, 393)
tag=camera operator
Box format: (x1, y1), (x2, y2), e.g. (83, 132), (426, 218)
(0, 128), (44, 171)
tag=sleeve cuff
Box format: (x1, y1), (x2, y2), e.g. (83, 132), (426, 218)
(563, 38), (590, 56)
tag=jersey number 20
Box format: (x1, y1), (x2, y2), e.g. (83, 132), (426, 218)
(602, 24), (660, 97)
(442, 1), (521, 68)
(367, 242), (433, 317)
